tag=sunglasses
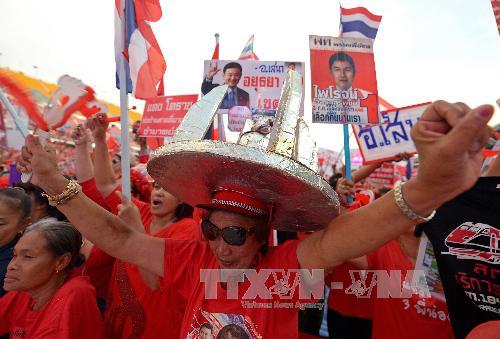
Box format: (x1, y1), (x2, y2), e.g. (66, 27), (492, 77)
(201, 219), (257, 246)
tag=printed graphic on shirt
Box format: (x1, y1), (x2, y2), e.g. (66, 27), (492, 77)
(444, 222), (499, 264)
(105, 262), (146, 338)
(186, 309), (261, 339)
(11, 327), (26, 338)
(443, 222), (500, 315)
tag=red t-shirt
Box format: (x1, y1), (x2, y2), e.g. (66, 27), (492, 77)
(80, 178), (111, 211)
(104, 185), (153, 227)
(104, 218), (200, 338)
(368, 240), (454, 339)
(80, 178), (115, 300)
(162, 239), (310, 338)
(326, 262), (374, 319)
(0, 276), (104, 338)
(83, 246), (116, 300)
(81, 180), (152, 300)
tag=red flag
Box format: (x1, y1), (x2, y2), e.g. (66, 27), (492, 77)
(209, 33), (220, 140)
(157, 77), (164, 96)
(212, 33), (220, 60)
(492, 1), (500, 35)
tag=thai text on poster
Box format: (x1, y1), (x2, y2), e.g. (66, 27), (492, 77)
(353, 103), (430, 164)
(139, 95), (198, 137)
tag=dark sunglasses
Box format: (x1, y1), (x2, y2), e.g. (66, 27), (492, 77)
(201, 219), (257, 246)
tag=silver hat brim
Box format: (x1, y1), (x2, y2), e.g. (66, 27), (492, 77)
(148, 140), (339, 231)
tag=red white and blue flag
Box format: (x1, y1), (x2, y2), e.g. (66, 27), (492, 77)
(238, 35), (259, 60)
(339, 6), (383, 40)
(114, 0), (166, 99)
(337, 5), (394, 112)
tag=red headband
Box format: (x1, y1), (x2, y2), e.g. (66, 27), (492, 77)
(197, 188), (269, 217)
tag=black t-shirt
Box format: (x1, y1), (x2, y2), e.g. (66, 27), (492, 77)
(423, 177), (499, 339)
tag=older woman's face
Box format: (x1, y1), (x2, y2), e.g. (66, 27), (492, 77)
(207, 210), (265, 270)
(3, 230), (60, 292)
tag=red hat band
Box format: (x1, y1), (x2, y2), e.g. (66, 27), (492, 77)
(199, 189), (269, 217)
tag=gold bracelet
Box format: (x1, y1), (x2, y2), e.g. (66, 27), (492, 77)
(42, 180), (82, 206)
(394, 181), (435, 223)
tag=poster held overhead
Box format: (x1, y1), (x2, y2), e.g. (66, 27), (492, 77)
(139, 94), (198, 138)
(310, 35), (379, 125)
(201, 60), (305, 141)
(353, 103), (431, 164)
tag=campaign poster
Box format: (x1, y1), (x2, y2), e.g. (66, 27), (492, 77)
(201, 60), (305, 134)
(353, 103), (431, 164)
(310, 35), (379, 125)
(138, 95), (198, 138)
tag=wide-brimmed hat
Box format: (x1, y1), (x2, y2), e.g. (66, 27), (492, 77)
(148, 71), (339, 231)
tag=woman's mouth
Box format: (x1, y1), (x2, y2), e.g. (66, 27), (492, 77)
(4, 275), (18, 284)
(151, 199), (163, 207)
(218, 259), (234, 268)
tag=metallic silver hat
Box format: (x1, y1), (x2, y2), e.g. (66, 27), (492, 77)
(148, 70), (339, 231)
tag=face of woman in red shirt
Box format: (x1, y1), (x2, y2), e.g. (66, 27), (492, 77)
(207, 210), (264, 270)
(150, 182), (180, 217)
(4, 230), (69, 293)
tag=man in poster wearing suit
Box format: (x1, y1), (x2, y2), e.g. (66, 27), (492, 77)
(201, 62), (250, 109)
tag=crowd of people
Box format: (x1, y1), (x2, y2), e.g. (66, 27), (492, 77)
(0, 101), (498, 339)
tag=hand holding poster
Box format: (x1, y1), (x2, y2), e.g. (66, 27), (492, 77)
(138, 95), (198, 138)
(353, 103), (431, 164)
(310, 36), (379, 124)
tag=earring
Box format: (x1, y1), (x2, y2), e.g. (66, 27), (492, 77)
(56, 269), (59, 274)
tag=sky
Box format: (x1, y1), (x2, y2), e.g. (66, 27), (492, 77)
(0, 0), (499, 152)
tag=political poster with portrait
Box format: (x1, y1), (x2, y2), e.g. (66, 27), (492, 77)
(201, 60), (305, 133)
(138, 94), (198, 138)
(353, 102), (431, 164)
(310, 35), (379, 125)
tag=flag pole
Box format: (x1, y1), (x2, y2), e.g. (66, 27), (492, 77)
(0, 89), (29, 137)
(119, 0), (131, 198)
(343, 124), (353, 203)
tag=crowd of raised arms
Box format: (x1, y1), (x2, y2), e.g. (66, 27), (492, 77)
(0, 101), (498, 339)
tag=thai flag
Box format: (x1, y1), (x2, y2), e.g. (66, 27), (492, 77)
(340, 6), (383, 40)
(114, 0), (166, 100)
(239, 35), (259, 60)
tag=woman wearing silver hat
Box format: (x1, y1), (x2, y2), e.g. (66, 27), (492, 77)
(17, 80), (494, 338)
